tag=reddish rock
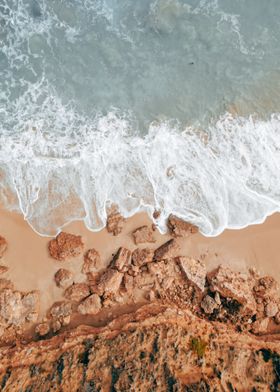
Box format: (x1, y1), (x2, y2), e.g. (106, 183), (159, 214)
(132, 248), (154, 266)
(208, 266), (256, 313)
(177, 257), (206, 292)
(168, 215), (198, 237)
(123, 274), (134, 292)
(0, 236), (7, 258)
(132, 226), (156, 245)
(265, 302), (278, 318)
(0, 266), (8, 275)
(201, 295), (218, 314)
(52, 320), (62, 333)
(50, 301), (72, 321)
(0, 279), (14, 290)
(82, 249), (102, 274)
(106, 212), (125, 236)
(22, 291), (40, 319)
(64, 283), (90, 302)
(35, 323), (50, 337)
(154, 239), (180, 261)
(54, 269), (73, 289)
(78, 294), (102, 315)
(252, 317), (270, 334)
(97, 269), (123, 295)
(253, 276), (278, 298)
(110, 247), (131, 272)
(48, 232), (84, 261)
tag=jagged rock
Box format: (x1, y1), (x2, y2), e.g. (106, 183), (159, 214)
(64, 283), (90, 302)
(207, 266), (256, 313)
(35, 323), (50, 337)
(48, 232), (84, 261)
(177, 257), (206, 292)
(265, 301), (278, 318)
(96, 269), (123, 295)
(82, 249), (102, 274)
(110, 247), (131, 272)
(201, 295), (218, 314)
(132, 226), (156, 245)
(78, 294), (102, 315)
(50, 301), (72, 322)
(274, 311), (280, 324)
(0, 266), (8, 275)
(154, 239), (180, 261)
(123, 273), (134, 292)
(22, 291), (40, 318)
(0, 236), (7, 258)
(51, 320), (62, 333)
(0, 278), (14, 290)
(252, 317), (270, 334)
(168, 215), (198, 237)
(54, 268), (73, 289)
(132, 248), (154, 266)
(253, 276), (278, 298)
(106, 212), (125, 236)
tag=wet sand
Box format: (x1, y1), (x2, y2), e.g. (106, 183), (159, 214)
(0, 207), (280, 320)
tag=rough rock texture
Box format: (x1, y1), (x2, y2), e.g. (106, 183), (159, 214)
(153, 239), (180, 261)
(78, 294), (102, 315)
(177, 256), (206, 292)
(0, 304), (279, 391)
(132, 225), (156, 245)
(132, 248), (154, 266)
(106, 212), (125, 236)
(35, 323), (50, 337)
(96, 269), (123, 296)
(110, 247), (131, 272)
(49, 302), (72, 329)
(64, 283), (90, 303)
(82, 248), (102, 274)
(54, 269), (73, 289)
(48, 232), (84, 261)
(168, 215), (199, 237)
(0, 236), (7, 258)
(207, 265), (256, 313)
(0, 266), (8, 275)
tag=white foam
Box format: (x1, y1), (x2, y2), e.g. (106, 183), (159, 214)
(0, 85), (280, 236)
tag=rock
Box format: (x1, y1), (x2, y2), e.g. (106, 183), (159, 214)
(54, 268), (73, 289)
(0, 236), (7, 258)
(154, 239), (180, 261)
(78, 294), (102, 315)
(96, 269), (123, 295)
(207, 266), (256, 313)
(201, 295), (218, 314)
(253, 276), (278, 298)
(106, 212), (125, 236)
(50, 301), (72, 321)
(123, 274), (134, 292)
(0, 278), (14, 290)
(0, 289), (24, 326)
(51, 320), (62, 333)
(274, 311), (280, 324)
(48, 232), (84, 261)
(264, 302), (278, 318)
(132, 226), (156, 245)
(110, 247), (131, 272)
(0, 266), (8, 275)
(132, 248), (154, 266)
(82, 249), (102, 274)
(168, 215), (198, 237)
(177, 257), (206, 292)
(64, 283), (90, 302)
(35, 323), (50, 337)
(22, 291), (40, 318)
(251, 318), (270, 334)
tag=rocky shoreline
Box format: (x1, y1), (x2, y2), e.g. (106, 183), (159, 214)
(0, 213), (279, 390)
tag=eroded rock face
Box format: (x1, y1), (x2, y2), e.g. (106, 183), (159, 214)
(201, 295), (218, 314)
(106, 212), (125, 236)
(35, 323), (50, 337)
(96, 269), (123, 296)
(132, 226), (156, 245)
(78, 294), (102, 315)
(0, 236), (7, 258)
(82, 249), (102, 274)
(48, 232), (84, 261)
(110, 247), (131, 272)
(132, 248), (154, 266)
(49, 301), (72, 324)
(154, 239), (180, 261)
(177, 257), (206, 292)
(54, 269), (73, 289)
(64, 283), (90, 302)
(207, 265), (256, 313)
(168, 215), (198, 237)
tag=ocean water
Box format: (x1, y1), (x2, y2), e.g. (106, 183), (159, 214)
(1, 0), (280, 236)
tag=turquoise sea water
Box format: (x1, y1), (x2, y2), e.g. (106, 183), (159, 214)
(1, 0), (280, 235)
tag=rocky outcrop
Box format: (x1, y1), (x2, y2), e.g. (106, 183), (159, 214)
(106, 212), (125, 236)
(177, 256), (206, 292)
(54, 268), (73, 289)
(82, 248), (102, 274)
(168, 215), (198, 237)
(153, 239), (180, 261)
(132, 225), (156, 245)
(48, 232), (84, 261)
(0, 304), (279, 391)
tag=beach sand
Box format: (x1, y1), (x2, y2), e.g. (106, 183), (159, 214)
(0, 208), (279, 319)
